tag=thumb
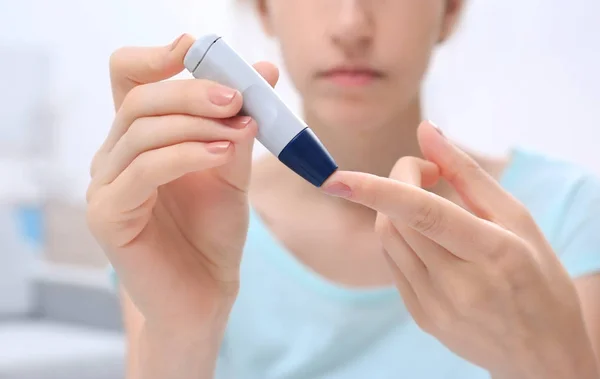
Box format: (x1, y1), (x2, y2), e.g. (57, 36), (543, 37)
(109, 33), (195, 110)
(389, 156), (440, 188)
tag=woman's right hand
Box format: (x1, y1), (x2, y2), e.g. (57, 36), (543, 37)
(86, 34), (279, 327)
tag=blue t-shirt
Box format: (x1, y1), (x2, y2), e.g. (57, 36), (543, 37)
(113, 148), (600, 378)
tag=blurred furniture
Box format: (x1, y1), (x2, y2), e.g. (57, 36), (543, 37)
(0, 263), (125, 379)
(0, 43), (124, 377)
(0, 44), (52, 317)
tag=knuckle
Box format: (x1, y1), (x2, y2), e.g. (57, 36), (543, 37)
(410, 202), (444, 235)
(121, 119), (143, 151)
(486, 231), (522, 261)
(120, 83), (145, 111)
(128, 154), (152, 183)
(109, 46), (166, 79)
(108, 47), (126, 75)
(174, 143), (196, 163)
(497, 249), (526, 274)
(494, 242), (535, 286)
(181, 80), (210, 108)
(455, 286), (489, 314)
(443, 272), (492, 316)
(510, 204), (535, 230)
(165, 143), (203, 173)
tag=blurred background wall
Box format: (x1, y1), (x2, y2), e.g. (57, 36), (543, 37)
(0, 0), (236, 269)
(0, 0), (598, 378)
(233, 0), (600, 165)
(2, 0), (599, 212)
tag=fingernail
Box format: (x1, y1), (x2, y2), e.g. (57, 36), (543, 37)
(429, 120), (445, 137)
(209, 85), (238, 106)
(230, 116), (252, 129)
(206, 141), (231, 154)
(169, 34), (186, 51)
(322, 182), (352, 198)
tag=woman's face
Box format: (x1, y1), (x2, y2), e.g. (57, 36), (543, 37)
(258, 0), (463, 131)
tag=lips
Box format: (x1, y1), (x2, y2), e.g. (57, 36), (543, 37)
(319, 66), (384, 87)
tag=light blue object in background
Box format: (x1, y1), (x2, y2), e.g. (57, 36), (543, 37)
(0, 202), (39, 315)
(14, 205), (44, 253)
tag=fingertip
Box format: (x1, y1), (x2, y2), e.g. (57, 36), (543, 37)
(167, 33), (195, 52)
(205, 140), (233, 154)
(227, 89), (245, 115)
(322, 181), (353, 198)
(232, 118), (259, 144)
(418, 120), (448, 162)
(252, 61), (280, 87)
(321, 170), (367, 199)
(421, 163), (441, 188)
(223, 115), (254, 129)
(321, 170), (356, 198)
(245, 118), (259, 137)
(417, 120), (441, 143)
(321, 169), (349, 187)
(206, 84), (245, 116)
(164, 33), (196, 72)
(420, 159), (440, 175)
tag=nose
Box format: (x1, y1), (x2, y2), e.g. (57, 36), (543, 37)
(329, 0), (373, 56)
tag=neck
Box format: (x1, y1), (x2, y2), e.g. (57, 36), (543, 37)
(306, 95), (423, 177)
(275, 95), (426, 216)
(256, 95), (507, 219)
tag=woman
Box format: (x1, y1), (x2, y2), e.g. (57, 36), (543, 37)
(86, 1), (600, 378)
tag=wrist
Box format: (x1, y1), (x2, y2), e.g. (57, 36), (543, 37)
(144, 280), (239, 333)
(145, 293), (236, 336)
(139, 307), (232, 379)
(492, 336), (599, 379)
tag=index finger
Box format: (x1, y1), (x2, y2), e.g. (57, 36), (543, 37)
(90, 35), (195, 176)
(323, 170), (512, 261)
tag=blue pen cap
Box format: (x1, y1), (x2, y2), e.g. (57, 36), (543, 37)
(278, 128), (338, 187)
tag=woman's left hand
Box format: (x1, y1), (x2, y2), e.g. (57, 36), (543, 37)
(323, 121), (599, 379)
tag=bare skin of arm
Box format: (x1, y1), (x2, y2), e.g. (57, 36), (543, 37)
(120, 289), (143, 379)
(119, 287), (232, 379)
(575, 275), (600, 367)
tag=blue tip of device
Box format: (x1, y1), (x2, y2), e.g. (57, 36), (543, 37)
(278, 128), (338, 187)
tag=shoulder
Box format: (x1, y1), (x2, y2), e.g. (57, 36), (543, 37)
(501, 148), (599, 209)
(504, 148), (600, 276)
